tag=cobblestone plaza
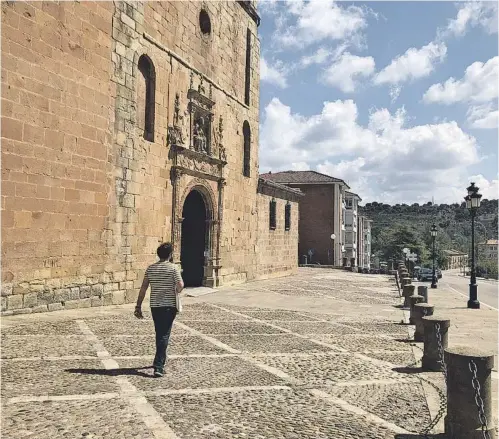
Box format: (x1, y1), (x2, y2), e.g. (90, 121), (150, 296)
(2, 269), (497, 438)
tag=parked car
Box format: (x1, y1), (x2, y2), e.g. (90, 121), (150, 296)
(418, 268), (433, 281)
(436, 268), (442, 279)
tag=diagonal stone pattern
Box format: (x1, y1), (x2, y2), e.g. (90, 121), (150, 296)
(1, 269), (436, 438)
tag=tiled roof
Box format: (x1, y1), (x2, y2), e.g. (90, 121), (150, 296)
(443, 249), (467, 255)
(479, 240), (499, 245)
(345, 190), (361, 201)
(260, 170), (349, 187)
(257, 178), (304, 197)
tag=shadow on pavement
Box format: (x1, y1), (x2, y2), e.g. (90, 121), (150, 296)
(66, 366), (153, 378)
(392, 366), (423, 374)
(393, 338), (419, 343)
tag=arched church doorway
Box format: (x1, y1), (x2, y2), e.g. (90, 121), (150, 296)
(180, 190), (207, 287)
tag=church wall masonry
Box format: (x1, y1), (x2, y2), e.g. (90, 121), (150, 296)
(1, 1), (300, 315)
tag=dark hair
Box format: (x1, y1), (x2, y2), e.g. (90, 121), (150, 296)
(157, 243), (173, 260)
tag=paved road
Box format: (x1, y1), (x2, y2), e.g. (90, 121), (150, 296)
(438, 269), (498, 309)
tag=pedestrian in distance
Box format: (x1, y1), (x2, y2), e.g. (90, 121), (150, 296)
(134, 242), (184, 377)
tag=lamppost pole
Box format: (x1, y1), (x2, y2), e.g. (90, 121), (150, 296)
(330, 234), (336, 267)
(465, 182), (482, 309)
(431, 224), (437, 289)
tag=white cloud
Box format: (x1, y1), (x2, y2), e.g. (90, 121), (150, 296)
(273, 0), (369, 49)
(373, 41), (447, 85)
(300, 47), (332, 67)
(322, 52), (375, 93)
(423, 56), (498, 105)
(260, 57), (289, 88)
(468, 174), (499, 200)
(423, 56), (498, 129)
(389, 85), (402, 103)
(467, 104), (499, 129)
(438, 1), (498, 39)
(259, 98), (482, 203)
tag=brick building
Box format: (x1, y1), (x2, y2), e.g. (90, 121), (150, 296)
(1, 1), (302, 314)
(261, 171), (349, 266)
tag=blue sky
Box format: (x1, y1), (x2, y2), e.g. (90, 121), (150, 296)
(257, 1), (498, 204)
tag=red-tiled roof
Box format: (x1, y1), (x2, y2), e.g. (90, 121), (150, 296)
(260, 170), (349, 187)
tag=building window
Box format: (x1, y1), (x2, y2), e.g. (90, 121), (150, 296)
(244, 28), (251, 106)
(346, 199), (353, 208)
(137, 55), (155, 142)
(285, 202), (291, 231)
(243, 121), (251, 177)
(199, 9), (211, 35)
(269, 199), (276, 230)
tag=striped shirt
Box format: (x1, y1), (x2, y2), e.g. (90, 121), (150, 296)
(145, 261), (182, 308)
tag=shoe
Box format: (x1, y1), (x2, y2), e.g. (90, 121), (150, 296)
(153, 369), (164, 378)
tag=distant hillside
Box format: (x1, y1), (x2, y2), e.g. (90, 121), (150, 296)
(359, 199), (498, 265)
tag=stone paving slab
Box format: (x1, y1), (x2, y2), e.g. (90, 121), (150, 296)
(182, 321), (287, 335)
(362, 350), (416, 366)
(215, 334), (339, 354)
(1, 335), (97, 359)
(1, 320), (81, 335)
(2, 398), (153, 439)
(325, 381), (431, 433)
(313, 333), (414, 353)
(238, 310), (314, 321)
(256, 353), (405, 386)
(268, 320), (361, 335)
(1, 359), (120, 397)
(147, 388), (397, 439)
(103, 335), (229, 357)
(333, 321), (410, 337)
(119, 357), (287, 392)
(84, 317), (191, 336)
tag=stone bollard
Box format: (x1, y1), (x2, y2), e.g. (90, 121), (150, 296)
(402, 284), (415, 308)
(422, 316), (450, 371)
(444, 346), (496, 439)
(413, 303), (434, 341)
(409, 295), (425, 323)
(417, 285), (428, 303)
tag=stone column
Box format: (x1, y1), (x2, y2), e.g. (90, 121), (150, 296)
(409, 295), (425, 323)
(417, 285), (428, 303)
(413, 303), (434, 341)
(422, 316), (450, 371)
(444, 346), (496, 439)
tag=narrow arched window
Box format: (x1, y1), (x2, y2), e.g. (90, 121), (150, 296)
(244, 28), (251, 106)
(137, 55), (155, 142)
(243, 120), (250, 177)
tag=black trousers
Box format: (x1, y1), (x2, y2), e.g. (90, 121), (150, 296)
(150, 306), (177, 371)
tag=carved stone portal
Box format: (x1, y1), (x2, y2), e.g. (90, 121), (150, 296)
(188, 88), (214, 156)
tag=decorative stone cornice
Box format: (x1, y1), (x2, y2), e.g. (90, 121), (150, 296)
(237, 1), (261, 26)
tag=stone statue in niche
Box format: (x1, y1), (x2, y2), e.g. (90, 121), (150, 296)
(193, 116), (208, 154)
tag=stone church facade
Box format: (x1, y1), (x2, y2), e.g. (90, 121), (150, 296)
(1, 1), (301, 314)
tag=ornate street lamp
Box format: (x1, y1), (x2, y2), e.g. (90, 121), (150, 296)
(465, 182), (482, 309)
(430, 224), (438, 289)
